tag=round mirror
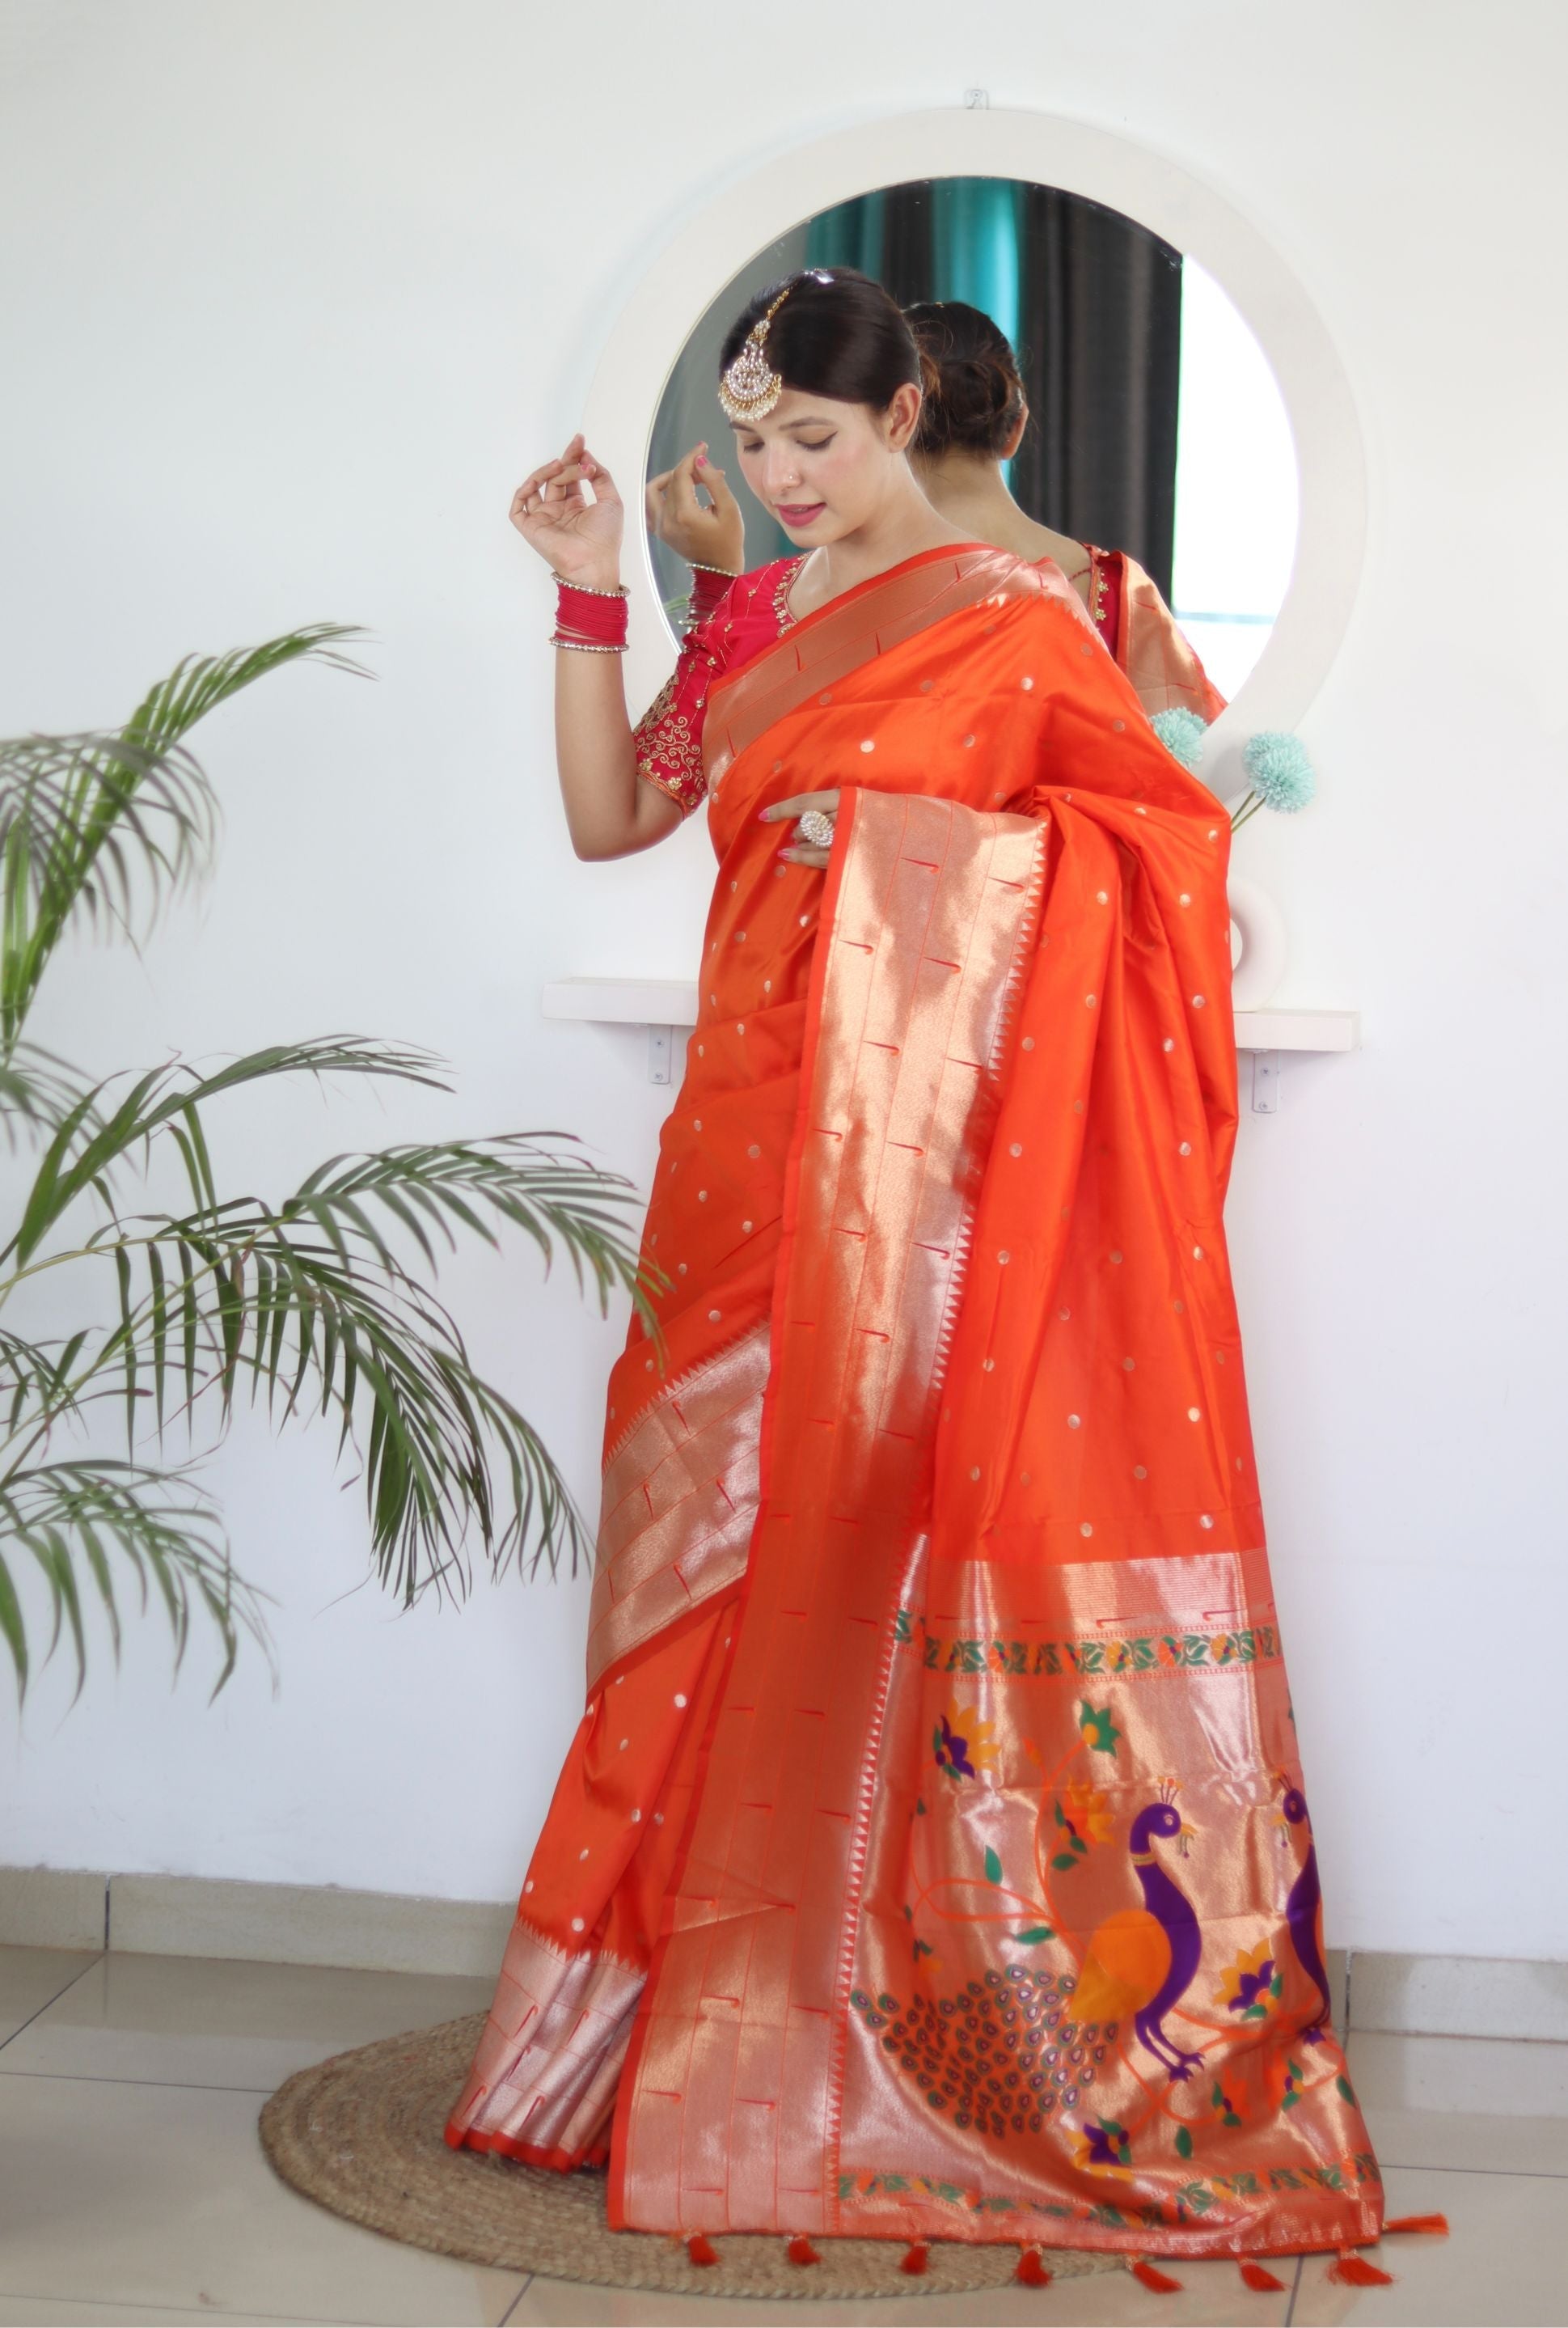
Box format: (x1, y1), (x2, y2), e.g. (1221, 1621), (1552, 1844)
(648, 177), (1296, 701)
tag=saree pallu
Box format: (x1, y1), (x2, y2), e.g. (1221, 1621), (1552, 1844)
(447, 544), (1380, 2262)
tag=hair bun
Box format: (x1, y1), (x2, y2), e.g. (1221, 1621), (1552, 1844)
(904, 300), (1026, 462)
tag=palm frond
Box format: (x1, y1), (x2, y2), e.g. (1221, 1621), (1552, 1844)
(2, 1128), (657, 1627)
(0, 1043), (108, 1152)
(95, 1205), (598, 1602)
(0, 1327), (91, 1435)
(0, 625), (367, 1052)
(0, 1458), (268, 1703)
(281, 1133), (662, 1320)
(2, 1035), (452, 1268)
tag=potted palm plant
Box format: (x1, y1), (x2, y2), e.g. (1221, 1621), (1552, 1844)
(0, 625), (654, 1700)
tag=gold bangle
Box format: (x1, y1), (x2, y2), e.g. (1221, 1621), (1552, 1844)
(550, 634), (628, 654)
(687, 560), (740, 578)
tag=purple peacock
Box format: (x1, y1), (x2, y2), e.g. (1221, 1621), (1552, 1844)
(1072, 1787), (1206, 2082)
(1280, 1784), (1333, 2043)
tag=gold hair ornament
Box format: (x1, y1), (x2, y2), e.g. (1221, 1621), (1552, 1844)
(716, 273), (833, 425)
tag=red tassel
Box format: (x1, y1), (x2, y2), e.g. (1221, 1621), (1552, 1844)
(1131, 2258), (1184, 2292)
(900, 2241), (930, 2275)
(1385, 2212), (1449, 2236)
(686, 2233), (718, 2267)
(1329, 2250), (1394, 2286)
(1240, 2260), (1287, 2291)
(786, 2235), (820, 2267)
(1015, 2246), (1053, 2286)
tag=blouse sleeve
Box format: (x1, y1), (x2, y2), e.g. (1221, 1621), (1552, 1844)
(633, 594), (733, 818)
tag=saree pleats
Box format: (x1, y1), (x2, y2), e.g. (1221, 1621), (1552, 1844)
(450, 545), (1380, 2256)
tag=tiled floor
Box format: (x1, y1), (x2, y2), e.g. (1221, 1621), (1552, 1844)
(0, 1945), (1563, 2327)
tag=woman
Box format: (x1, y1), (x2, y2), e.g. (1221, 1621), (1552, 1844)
(649, 298), (1224, 729)
(446, 268), (1383, 2275)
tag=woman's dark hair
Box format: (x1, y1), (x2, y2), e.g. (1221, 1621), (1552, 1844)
(903, 299), (1027, 459)
(719, 268), (923, 412)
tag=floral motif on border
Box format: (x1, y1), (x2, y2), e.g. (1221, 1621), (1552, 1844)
(894, 1608), (1282, 1678)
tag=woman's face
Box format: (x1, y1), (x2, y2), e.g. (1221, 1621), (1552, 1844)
(728, 383), (921, 545)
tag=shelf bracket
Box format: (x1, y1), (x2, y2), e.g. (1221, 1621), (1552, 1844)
(1251, 1051), (1282, 1114)
(647, 1026), (675, 1086)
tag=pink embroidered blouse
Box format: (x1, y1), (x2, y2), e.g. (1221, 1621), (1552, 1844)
(633, 558), (802, 817)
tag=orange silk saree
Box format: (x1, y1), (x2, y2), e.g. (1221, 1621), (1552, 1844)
(446, 544), (1380, 2263)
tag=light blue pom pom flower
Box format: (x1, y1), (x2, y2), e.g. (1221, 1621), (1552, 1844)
(1240, 730), (1316, 813)
(1150, 705), (1209, 772)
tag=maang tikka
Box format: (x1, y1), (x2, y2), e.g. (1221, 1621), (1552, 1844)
(716, 273), (834, 425)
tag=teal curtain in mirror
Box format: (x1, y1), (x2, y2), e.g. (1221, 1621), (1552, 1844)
(803, 176), (1181, 599)
(806, 176), (1021, 358)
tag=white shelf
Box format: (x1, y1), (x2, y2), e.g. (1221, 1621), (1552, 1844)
(541, 979), (1359, 1054)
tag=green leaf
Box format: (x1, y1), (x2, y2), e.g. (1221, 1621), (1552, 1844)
(1077, 1700), (1122, 1755)
(1336, 2073), (1357, 2106)
(0, 1556), (27, 1693)
(983, 1846), (1004, 1885)
(1175, 2125), (1194, 2159)
(1010, 1926), (1054, 1945)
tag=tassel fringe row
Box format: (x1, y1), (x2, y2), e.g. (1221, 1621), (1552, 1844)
(684, 2222), (1438, 2288)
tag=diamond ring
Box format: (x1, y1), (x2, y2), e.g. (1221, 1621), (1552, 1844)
(794, 810), (836, 849)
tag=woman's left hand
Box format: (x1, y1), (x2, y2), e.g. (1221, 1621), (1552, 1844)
(759, 789), (841, 868)
(645, 443), (746, 574)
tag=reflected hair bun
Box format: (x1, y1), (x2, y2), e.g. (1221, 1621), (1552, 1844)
(905, 300), (1026, 459)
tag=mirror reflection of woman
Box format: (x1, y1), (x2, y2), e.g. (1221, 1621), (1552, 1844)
(905, 298), (1226, 724)
(650, 297), (1225, 731)
(449, 268), (1383, 2279)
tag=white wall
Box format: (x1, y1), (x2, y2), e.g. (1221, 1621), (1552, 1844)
(1, 0), (1563, 1961)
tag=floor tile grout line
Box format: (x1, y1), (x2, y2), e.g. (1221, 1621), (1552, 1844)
(1358, 2026), (1568, 2048)
(0, 2065), (281, 2093)
(1284, 2250), (1303, 2325)
(498, 2272), (535, 2324)
(0, 2295), (382, 2326)
(0, 1951), (106, 2059)
(1375, 2158), (1567, 2180)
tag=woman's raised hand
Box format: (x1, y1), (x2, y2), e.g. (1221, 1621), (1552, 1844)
(645, 443), (745, 576)
(509, 434), (623, 587)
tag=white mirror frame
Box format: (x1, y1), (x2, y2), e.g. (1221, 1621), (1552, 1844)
(583, 106), (1366, 798)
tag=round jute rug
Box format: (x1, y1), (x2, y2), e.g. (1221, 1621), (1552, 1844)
(259, 2013), (1122, 2301)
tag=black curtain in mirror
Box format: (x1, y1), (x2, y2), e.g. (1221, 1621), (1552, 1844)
(805, 181), (1184, 601)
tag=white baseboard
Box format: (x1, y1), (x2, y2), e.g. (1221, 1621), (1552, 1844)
(0, 1865), (509, 1979)
(1, 1865), (1563, 2041)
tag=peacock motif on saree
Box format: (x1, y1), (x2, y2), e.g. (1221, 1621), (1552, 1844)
(1072, 1787), (1206, 2083)
(1279, 1784), (1334, 2043)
